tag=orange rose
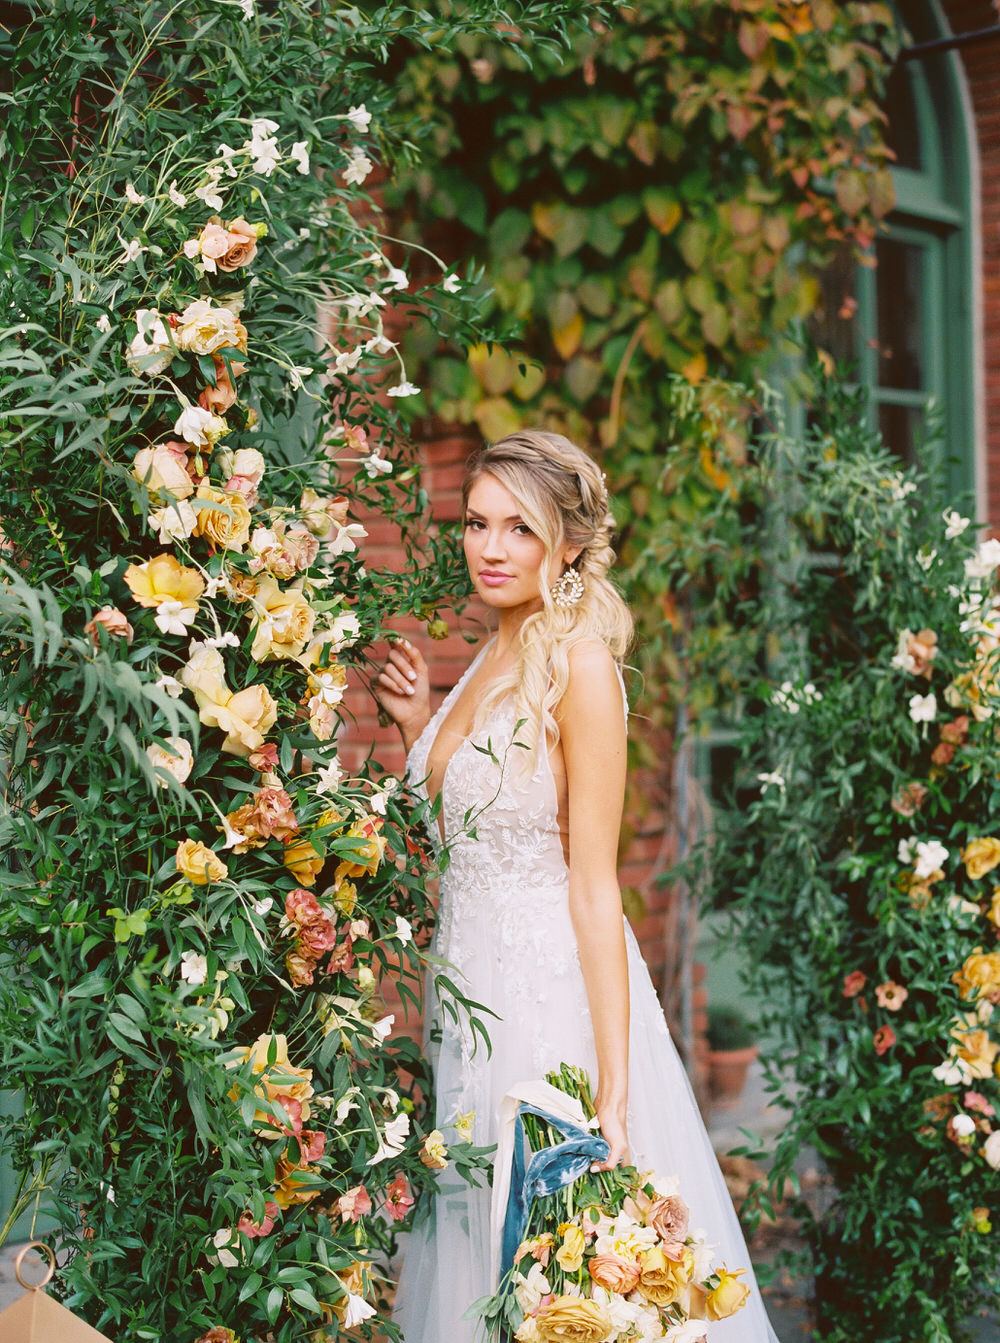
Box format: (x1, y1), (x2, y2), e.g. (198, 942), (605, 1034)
(588, 1252), (641, 1294)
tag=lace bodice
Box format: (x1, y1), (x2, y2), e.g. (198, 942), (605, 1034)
(404, 636), (629, 890)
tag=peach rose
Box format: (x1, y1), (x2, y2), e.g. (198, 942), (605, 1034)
(132, 441), (195, 500)
(647, 1193), (689, 1242)
(272, 1154), (322, 1208)
(284, 835), (325, 887)
(176, 838), (228, 885)
(337, 1184), (372, 1223)
(587, 1252), (641, 1294)
(891, 782), (928, 817)
(950, 1026), (1000, 1080)
(217, 216), (260, 271)
(228, 1032), (314, 1132)
(84, 605), (134, 645)
(180, 644), (277, 757)
(193, 484), (252, 552)
(842, 970), (867, 998)
(198, 354), (247, 414)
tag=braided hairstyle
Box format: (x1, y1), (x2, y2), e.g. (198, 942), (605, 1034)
(459, 429), (634, 774)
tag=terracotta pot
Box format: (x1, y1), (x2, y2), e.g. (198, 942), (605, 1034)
(707, 1043), (758, 1105)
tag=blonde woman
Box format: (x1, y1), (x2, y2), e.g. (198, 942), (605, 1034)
(377, 431), (779, 1342)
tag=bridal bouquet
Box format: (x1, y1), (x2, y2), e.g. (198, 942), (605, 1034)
(472, 1064), (750, 1343)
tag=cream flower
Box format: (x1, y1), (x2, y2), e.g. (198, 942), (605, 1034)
(146, 736), (194, 788)
(174, 298), (248, 356)
(193, 485), (252, 552)
(248, 576), (316, 662)
(174, 405), (229, 449)
(342, 146), (373, 185)
(180, 642), (277, 757)
(217, 446), (265, 486)
(132, 443), (195, 500)
(149, 498), (198, 544)
(126, 308), (174, 376)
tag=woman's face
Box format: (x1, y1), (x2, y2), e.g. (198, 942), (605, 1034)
(463, 473), (574, 611)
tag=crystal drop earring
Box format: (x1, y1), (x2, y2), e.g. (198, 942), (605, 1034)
(550, 564), (584, 607)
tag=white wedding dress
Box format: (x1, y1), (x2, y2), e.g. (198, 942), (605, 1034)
(391, 636), (781, 1343)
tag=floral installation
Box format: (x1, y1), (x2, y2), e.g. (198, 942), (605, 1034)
(0, 2), (576, 1339)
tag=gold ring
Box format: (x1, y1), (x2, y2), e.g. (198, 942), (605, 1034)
(13, 1240), (56, 1290)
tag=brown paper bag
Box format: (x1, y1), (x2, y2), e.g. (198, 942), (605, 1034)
(0, 1242), (114, 1342)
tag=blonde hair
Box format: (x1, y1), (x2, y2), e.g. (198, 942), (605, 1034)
(460, 429), (635, 775)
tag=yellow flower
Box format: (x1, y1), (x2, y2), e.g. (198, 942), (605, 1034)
(174, 298), (248, 355)
(454, 1110), (475, 1142)
(227, 1032), (314, 1132)
(248, 575), (316, 662)
(180, 644), (277, 757)
(332, 879), (357, 917)
(705, 1266), (751, 1320)
(950, 1023), (1000, 1080)
(953, 950), (1000, 1001)
(193, 484), (252, 552)
(124, 553), (205, 610)
(534, 1296), (611, 1343)
(420, 1129), (449, 1170)
(333, 815), (387, 883)
(988, 888), (1000, 931)
(272, 1155), (322, 1208)
(176, 838), (228, 885)
(636, 1244), (692, 1306)
(554, 1224), (585, 1273)
(284, 836), (325, 886)
(962, 838), (1000, 880)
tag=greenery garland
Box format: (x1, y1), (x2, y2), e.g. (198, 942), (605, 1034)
(0, 2), (585, 1338)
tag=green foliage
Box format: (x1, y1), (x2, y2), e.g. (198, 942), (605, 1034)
(673, 372), (999, 1340)
(0, 1), (587, 1339)
(387, 0), (899, 743)
(706, 1005), (757, 1051)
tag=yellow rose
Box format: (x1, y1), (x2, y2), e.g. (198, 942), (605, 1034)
(554, 1224), (585, 1273)
(333, 815), (387, 883)
(180, 644), (277, 757)
(174, 298), (249, 355)
(284, 836), (325, 887)
(951, 1025), (1000, 1080)
(953, 950), (1000, 1001)
(636, 1244), (692, 1305)
(132, 443), (194, 500)
(124, 553), (205, 610)
(420, 1129), (449, 1170)
(534, 1296), (611, 1343)
(227, 1032), (314, 1133)
(193, 484), (251, 552)
(248, 575), (316, 662)
(176, 838), (228, 885)
(961, 837), (1000, 880)
(705, 1266), (751, 1320)
(988, 888), (1000, 931)
(332, 879), (357, 917)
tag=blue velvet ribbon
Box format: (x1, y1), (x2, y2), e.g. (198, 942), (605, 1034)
(500, 1103), (610, 1281)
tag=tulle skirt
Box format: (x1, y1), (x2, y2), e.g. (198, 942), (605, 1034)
(391, 883), (781, 1343)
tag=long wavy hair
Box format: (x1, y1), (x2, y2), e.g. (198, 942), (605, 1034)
(460, 429), (635, 776)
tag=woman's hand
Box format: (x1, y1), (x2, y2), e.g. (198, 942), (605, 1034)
(590, 1096), (631, 1172)
(374, 637), (431, 742)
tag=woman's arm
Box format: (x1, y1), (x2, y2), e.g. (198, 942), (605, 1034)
(557, 639), (630, 1170)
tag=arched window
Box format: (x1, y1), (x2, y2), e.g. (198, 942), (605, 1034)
(811, 0), (977, 499)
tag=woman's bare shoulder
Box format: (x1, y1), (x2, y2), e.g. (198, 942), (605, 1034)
(556, 638), (622, 721)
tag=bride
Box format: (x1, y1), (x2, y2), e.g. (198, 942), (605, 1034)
(375, 430), (780, 1342)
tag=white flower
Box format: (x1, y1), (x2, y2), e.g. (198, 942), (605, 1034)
(513, 1263), (551, 1315)
(250, 117), (279, 139)
(155, 674), (184, 699)
(334, 1087), (361, 1124)
(965, 538), (1000, 581)
(342, 145), (374, 185)
(665, 1321), (712, 1343)
(216, 143), (240, 178)
(442, 272), (462, 293)
(290, 140), (310, 175)
(211, 1227), (240, 1269)
(174, 404), (221, 447)
(908, 692), (937, 723)
(325, 521), (368, 556)
(117, 235), (147, 266)
(288, 364), (313, 390)
(194, 176), (225, 210)
(688, 1229), (716, 1282)
(364, 333), (396, 355)
(945, 894), (982, 919)
(180, 950), (209, 986)
(124, 181), (146, 205)
(984, 1130), (1000, 1170)
(253, 897), (273, 916)
(149, 498), (198, 545)
(384, 265), (409, 291)
(914, 839), (948, 879)
(394, 915), (413, 944)
(364, 450), (393, 478)
(342, 289), (386, 318)
(952, 1113), (976, 1138)
(932, 1057), (971, 1086)
(916, 546), (937, 572)
(372, 1013), (394, 1042)
(891, 629), (917, 674)
(167, 180), (188, 207)
(237, 0), (254, 17)
(757, 770), (785, 793)
(367, 1110), (410, 1165)
(344, 103), (372, 131)
(386, 380), (420, 398)
(943, 508), (970, 539)
(344, 1294), (377, 1329)
(96, 313), (112, 334)
(886, 473), (917, 502)
(250, 138), (281, 176)
(220, 817), (250, 850)
(155, 600), (198, 636)
(333, 346), (363, 376)
(315, 759), (344, 796)
(897, 837), (916, 865)
(146, 736), (194, 787)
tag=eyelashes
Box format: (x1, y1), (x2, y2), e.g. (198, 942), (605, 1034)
(464, 519), (533, 536)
